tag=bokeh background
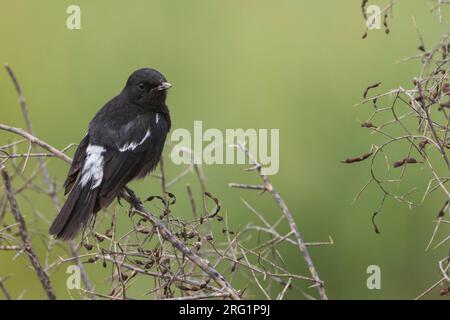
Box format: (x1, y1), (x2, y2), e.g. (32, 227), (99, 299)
(0, 0), (449, 299)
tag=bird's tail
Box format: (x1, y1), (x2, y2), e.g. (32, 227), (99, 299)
(49, 182), (98, 241)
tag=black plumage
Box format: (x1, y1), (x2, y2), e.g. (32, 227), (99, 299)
(50, 68), (172, 240)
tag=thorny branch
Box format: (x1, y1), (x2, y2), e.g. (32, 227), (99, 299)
(229, 142), (329, 300)
(3, 65), (94, 296)
(347, 1), (450, 298)
(0, 66), (331, 299)
(1, 166), (56, 300)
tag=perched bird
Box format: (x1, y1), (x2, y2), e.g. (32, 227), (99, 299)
(49, 68), (172, 240)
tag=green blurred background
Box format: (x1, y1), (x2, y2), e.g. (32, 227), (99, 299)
(0, 0), (449, 299)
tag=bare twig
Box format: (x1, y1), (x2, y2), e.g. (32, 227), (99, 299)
(4, 65), (94, 295)
(350, 6), (450, 297)
(230, 142), (328, 300)
(1, 166), (56, 300)
(121, 189), (242, 300)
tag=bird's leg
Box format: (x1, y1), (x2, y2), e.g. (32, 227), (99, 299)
(117, 186), (137, 206)
(122, 186), (141, 206)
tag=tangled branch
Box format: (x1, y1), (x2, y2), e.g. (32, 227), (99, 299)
(0, 65), (331, 300)
(346, 2), (450, 298)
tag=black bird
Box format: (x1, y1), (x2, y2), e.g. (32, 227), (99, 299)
(50, 68), (172, 240)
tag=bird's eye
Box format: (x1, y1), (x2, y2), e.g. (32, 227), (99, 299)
(138, 82), (146, 90)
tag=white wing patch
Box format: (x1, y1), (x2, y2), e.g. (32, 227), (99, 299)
(80, 145), (105, 189)
(119, 130), (151, 152)
(155, 114), (160, 124)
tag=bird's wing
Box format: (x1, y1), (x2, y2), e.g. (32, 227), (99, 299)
(85, 111), (169, 210)
(63, 133), (90, 195)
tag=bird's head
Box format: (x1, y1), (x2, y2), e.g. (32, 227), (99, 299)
(124, 68), (171, 109)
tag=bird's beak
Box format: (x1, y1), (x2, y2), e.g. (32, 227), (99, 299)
(157, 82), (172, 91)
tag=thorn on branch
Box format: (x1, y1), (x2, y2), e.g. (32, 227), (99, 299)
(204, 192), (221, 219)
(372, 211), (381, 234)
(363, 82), (382, 98)
(393, 158), (421, 168)
(361, 122), (377, 129)
(419, 139), (429, 150)
(438, 201), (449, 218)
(340, 152), (373, 164)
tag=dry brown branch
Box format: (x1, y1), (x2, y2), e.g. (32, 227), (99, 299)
(0, 122), (328, 299)
(0, 66), (330, 300)
(0, 126), (244, 299)
(0, 124), (72, 164)
(0, 245), (22, 251)
(121, 190), (241, 300)
(4, 65), (94, 295)
(350, 3), (450, 298)
(1, 166), (56, 300)
(229, 142), (329, 300)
